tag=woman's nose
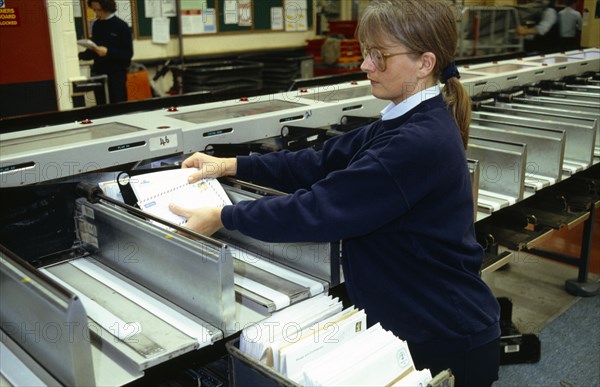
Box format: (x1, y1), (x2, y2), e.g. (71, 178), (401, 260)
(360, 55), (375, 72)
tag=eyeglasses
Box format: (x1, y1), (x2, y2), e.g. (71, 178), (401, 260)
(361, 47), (414, 72)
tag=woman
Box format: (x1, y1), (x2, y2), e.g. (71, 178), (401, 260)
(79, 0), (133, 103)
(171, 0), (500, 385)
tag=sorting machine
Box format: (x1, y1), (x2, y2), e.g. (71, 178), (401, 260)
(0, 48), (598, 385)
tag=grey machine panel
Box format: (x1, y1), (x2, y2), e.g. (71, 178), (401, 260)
(1, 196), (236, 383)
(1, 247), (95, 386)
(75, 198), (234, 336)
(0, 121), (183, 187)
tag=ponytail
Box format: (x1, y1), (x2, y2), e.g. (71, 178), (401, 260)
(442, 77), (471, 150)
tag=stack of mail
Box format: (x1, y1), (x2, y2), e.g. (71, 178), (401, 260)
(240, 294), (346, 366)
(239, 294), (433, 386)
(299, 323), (431, 386)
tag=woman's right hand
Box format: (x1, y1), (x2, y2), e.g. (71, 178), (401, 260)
(181, 152), (237, 183)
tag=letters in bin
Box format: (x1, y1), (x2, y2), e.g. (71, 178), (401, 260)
(226, 338), (300, 387)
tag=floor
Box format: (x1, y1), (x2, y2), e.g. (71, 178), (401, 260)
(482, 207), (600, 333)
(481, 206), (600, 386)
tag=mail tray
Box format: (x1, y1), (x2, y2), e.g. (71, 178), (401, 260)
(226, 338), (455, 387)
(226, 338), (301, 387)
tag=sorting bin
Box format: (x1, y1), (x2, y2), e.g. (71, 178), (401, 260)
(172, 60), (264, 94)
(226, 338), (455, 387)
(226, 338), (301, 387)
(238, 52), (314, 93)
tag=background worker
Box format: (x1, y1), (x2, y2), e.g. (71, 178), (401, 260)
(558, 0), (583, 50)
(516, 0), (560, 53)
(79, 0), (133, 104)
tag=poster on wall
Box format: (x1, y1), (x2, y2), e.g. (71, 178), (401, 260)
(0, 8), (19, 27)
(271, 7), (283, 30)
(224, 0), (237, 24)
(285, 0), (307, 31)
(152, 16), (170, 43)
(145, 0), (160, 17)
(181, 9), (216, 34)
(116, 0), (132, 26)
(179, 0), (214, 34)
(145, 0), (176, 18)
(238, 0), (251, 27)
(180, 0), (215, 35)
(161, 0), (176, 17)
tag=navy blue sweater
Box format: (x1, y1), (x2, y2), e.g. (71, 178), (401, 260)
(222, 95), (500, 352)
(79, 16), (132, 74)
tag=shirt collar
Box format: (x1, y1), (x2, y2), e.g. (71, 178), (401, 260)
(105, 12), (116, 20)
(380, 84), (441, 121)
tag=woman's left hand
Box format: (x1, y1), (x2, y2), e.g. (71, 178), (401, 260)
(169, 204), (224, 236)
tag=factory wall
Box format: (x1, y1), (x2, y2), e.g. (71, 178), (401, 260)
(0, 0), (58, 117)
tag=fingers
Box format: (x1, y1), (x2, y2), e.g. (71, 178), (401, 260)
(187, 162), (219, 183)
(168, 203), (197, 238)
(168, 203), (190, 218)
(94, 46), (108, 57)
(181, 153), (232, 183)
(187, 170), (204, 183)
(168, 205), (223, 237)
(182, 153), (213, 182)
(181, 152), (201, 169)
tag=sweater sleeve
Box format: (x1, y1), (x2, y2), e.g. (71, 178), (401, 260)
(235, 123), (377, 193)
(222, 149), (408, 243)
(536, 8), (557, 35)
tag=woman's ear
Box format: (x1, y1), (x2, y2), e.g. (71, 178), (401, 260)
(418, 52), (436, 79)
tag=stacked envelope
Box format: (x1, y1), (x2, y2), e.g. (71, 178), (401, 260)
(239, 294), (432, 386)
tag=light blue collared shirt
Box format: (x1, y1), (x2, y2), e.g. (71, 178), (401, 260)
(380, 85), (441, 121)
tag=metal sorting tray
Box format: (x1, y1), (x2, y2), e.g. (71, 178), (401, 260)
(1, 247), (95, 386)
(75, 198), (233, 337)
(470, 123), (564, 191)
(3, 197), (231, 384)
(468, 79), (598, 214)
(479, 102), (599, 158)
(467, 136), (527, 214)
(218, 181), (337, 314)
(472, 109), (595, 175)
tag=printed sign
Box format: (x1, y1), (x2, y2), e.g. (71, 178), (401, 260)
(0, 7), (19, 27)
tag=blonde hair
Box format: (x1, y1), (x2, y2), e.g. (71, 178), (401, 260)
(356, 0), (471, 149)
